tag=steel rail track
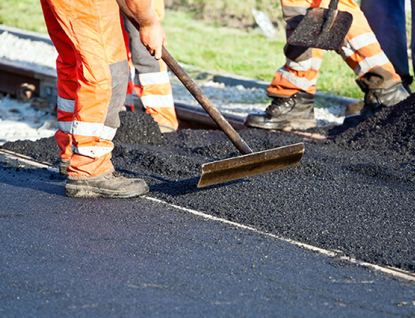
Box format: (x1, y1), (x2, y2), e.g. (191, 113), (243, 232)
(0, 55), (248, 131)
(0, 60), (328, 141)
(0, 25), (329, 139)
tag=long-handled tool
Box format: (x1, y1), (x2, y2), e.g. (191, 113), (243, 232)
(118, 1), (305, 188)
(288, 0), (353, 50)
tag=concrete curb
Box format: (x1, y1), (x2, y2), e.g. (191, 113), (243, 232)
(179, 63), (360, 107)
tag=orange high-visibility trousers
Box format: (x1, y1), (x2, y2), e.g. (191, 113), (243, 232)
(41, 0), (129, 178)
(122, 0), (178, 131)
(268, 0), (401, 98)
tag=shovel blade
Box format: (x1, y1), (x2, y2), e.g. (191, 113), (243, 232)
(197, 143), (304, 188)
(288, 8), (353, 50)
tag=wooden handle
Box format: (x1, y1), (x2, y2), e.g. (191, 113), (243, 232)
(116, 0), (253, 155)
(161, 47), (253, 155)
(324, 0), (339, 31)
(328, 0), (339, 11)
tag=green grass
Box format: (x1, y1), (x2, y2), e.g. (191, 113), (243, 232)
(163, 11), (285, 82)
(0, 0), (47, 33)
(0, 0), (366, 99)
(162, 10), (363, 99)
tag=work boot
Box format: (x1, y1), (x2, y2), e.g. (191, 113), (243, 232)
(65, 170), (149, 198)
(401, 75), (413, 94)
(244, 92), (316, 130)
(344, 81), (409, 124)
(59, 159), (70, 176)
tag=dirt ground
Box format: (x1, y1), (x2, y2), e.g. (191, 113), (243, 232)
(164, 1), (283, 31)
(2, 95), (415, 273)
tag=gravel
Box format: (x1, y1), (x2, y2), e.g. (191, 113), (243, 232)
(0, 29), (347, 143)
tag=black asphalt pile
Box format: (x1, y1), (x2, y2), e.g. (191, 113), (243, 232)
(331, 94), (415, 158)
(114, 110), (166, 146)
(2, 99), (415, 273)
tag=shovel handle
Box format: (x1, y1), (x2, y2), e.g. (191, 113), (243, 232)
(324, 0), (339, 31)
(328, 0), (339, 11)
(161, 47), (253, 155)
(116, 0), (253, 155)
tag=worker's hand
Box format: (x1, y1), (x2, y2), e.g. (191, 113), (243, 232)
(120, 0), (166, 59)
(139, 20), (166, 60)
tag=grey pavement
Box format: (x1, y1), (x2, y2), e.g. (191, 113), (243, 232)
(1, 155), (415, 317)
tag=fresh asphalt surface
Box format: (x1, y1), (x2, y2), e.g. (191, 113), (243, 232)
(1, 156), (415, 317)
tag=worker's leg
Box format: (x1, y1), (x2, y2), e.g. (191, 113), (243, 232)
(267, 0), (324, 98)
(122, 13), (178, 132)
(120, 14), (136, 111)
(335, 0), (409, 123)
(41, 0), (148, 197)
(337, 0), (400, 86)
(360, 0), (411, 90)
(40, 0), (75, 174)
(245, 0), (320, 130)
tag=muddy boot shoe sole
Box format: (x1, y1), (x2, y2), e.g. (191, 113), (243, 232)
(65, 171), (149, 198)
(245, 113), (316, 130)
(245, 92), (316, 130)
(59, 159), (70, 176)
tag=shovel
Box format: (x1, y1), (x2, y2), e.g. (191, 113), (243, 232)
(287, 0), (353, 50)
(117, 1), (305, 188)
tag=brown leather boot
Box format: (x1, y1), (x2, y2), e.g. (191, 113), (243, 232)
(344, 81), (409, 124)
(244, 92), (316, 130)
(65, 170), (149, 198)
(59, 159), (70, 176)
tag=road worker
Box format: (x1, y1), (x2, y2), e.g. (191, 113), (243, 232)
(121, 0), (179, 133)
(40, 0), (165, 198)
(360, 0), (414, 93)
(244, 0), (409, 130)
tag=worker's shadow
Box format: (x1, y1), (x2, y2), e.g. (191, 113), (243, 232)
(2, 163), (243, 198)
(0, 164), (67, 196)
(147, 175), (245, 196)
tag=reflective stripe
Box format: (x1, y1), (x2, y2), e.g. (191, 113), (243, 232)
(286, 57), (322, 72)
(338, 41), (354, 60)
(129, 68), (136, 82)
(102, 125), (117, 140)
(57, 96), (75, 113)
(348, 33), (377, 51)
(138, 71), (170, 85)
(354, 52), (390, 76)
(278, 67), (317, 91)
(72, 145), (113, 158)
(72, 121), (104, 137)
(57, 120), (73, 134)
(72, 121), (117, 140)
(141, 94), (174, 108)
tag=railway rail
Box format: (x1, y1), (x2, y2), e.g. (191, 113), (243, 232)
(0, 57), (329, 141)
(1, 25), (348, 140)
(0, 56), (246, 130)
(0, 24), (252, 131)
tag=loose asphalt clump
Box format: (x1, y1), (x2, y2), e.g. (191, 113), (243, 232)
(114, 110), (166, 146)
(2, 96), (415, 273)
(330, 94), (415, 158)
